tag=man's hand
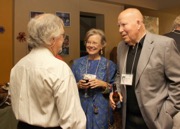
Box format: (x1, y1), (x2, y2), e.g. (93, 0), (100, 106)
(109, 92), (123, 110)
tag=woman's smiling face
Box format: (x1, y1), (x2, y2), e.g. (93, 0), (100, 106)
(85, 34), (103, 56)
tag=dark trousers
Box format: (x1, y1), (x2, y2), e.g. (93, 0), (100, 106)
(125, 113), (148, 129)
(17, 121), (62, 129)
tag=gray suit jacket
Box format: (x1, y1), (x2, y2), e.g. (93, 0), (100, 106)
(116, 32), (180, 129)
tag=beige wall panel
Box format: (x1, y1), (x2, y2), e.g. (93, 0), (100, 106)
(0, 0), (13, 83)
(14, 0), (123, 66)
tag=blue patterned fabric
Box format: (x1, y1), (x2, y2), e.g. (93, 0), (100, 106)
(72, 56), (117, 129)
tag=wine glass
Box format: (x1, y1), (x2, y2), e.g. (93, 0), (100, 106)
(83, 79), (89, 97)
(83, 74), (96, 98)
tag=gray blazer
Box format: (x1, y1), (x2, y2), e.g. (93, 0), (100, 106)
(116, 31), (180, 129)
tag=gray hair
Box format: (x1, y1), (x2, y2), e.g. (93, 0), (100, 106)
(27, 13), (64, 49)
(84, 28), (106, 45)
(172, 15), (180, 30)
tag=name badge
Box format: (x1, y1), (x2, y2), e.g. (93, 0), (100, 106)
(121, 74), (133, 86)
(83, 74), (96, 80)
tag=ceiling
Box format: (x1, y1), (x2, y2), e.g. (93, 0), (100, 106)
(92, 0), (180, 12)
(155, 0), (180, 10)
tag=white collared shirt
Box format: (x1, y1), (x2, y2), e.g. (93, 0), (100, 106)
(10, 47), (86, 129)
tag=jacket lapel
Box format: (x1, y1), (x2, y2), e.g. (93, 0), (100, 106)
(135, 32), (154, 87)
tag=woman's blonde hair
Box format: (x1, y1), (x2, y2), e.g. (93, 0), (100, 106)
(84, 28), (106, 45)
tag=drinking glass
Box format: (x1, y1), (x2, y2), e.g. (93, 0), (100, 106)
(83, 79), (89, 97)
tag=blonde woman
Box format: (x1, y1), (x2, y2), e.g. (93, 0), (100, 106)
(72, 28), (117, 129)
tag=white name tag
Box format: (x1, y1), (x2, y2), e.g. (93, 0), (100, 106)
(83, 74), (96, 80)
(121, 74), (133, 86)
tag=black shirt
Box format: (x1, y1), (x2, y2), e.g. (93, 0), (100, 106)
(164, 30), (180, 52)
(125, 35), (148, 129)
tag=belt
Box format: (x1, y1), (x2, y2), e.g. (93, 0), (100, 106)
(17, 121), (62, 129)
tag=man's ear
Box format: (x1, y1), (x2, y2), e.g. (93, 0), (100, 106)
(50, 37), (56, 47)
(137, 20), (142, 30)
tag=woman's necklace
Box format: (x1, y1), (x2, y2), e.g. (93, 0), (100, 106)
(85, 57), (100, 75)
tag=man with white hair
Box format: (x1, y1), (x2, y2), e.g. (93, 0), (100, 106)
(164, 14), (180, 129)
(10, 13), (86, 129)
(164, 15), (180, 52)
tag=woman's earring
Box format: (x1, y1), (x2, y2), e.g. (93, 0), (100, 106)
(100, 49), (103, 55)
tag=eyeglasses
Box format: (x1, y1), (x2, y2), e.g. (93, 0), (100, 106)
(86, 41), (99, 46)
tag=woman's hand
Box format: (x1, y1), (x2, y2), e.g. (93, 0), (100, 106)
(77, 79), (89, 89)
(88, 79), (107, 89)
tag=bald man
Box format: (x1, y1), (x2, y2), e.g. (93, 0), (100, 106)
(110, 8), (180, 129)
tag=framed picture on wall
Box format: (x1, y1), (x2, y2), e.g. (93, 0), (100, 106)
(30, 11), (44, 18)
(144, 16), (159, 34)
(56, 12), (70, 27)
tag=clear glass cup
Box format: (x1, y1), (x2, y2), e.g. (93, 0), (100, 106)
(83, 79), (89, 97)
